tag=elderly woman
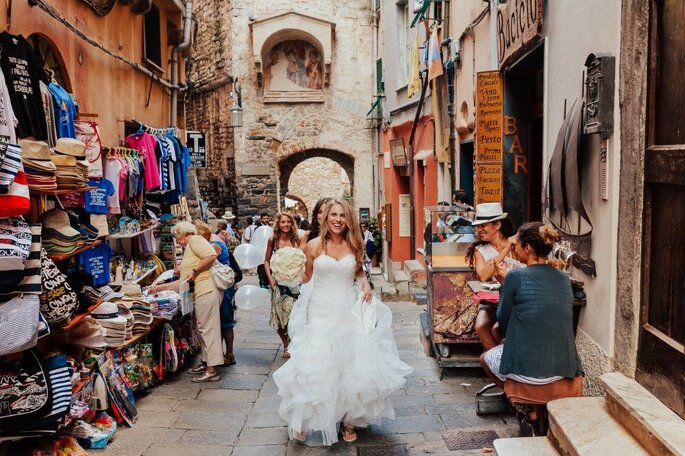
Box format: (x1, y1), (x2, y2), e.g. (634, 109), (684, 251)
(150, 221), (223, 382)
(481, 222), (583, 386)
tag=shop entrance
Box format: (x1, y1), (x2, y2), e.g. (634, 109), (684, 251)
(503, 43), (544, 229)
(637, 0), (685, 418)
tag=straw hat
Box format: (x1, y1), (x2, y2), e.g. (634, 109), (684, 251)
(471, 202), (508, 226)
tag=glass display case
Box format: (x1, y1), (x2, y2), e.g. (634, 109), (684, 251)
(421, 205), (483, 374)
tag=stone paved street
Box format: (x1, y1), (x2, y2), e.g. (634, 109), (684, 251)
(97, 277), (518, 456)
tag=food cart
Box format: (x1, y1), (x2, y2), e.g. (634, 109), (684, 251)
(420, 205), (483, 378)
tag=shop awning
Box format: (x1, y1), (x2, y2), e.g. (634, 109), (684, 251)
(413, 149), (433, 161)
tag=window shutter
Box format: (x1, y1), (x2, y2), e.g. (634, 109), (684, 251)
(376, 58), (384, 94)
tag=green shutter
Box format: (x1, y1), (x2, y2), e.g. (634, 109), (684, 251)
(376, 58), (383, 94)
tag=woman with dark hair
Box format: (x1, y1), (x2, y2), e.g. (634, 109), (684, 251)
(466, 203), (522, 350)
(481, 222), (583, 386)
(263, 213), (301, 358)
(273, 199), (411, 445)
(299, 197), (333, 245)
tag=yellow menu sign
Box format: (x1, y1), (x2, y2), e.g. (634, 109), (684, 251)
(476, 71), (503, 204)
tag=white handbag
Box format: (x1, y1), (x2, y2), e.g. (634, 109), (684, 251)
(0, 294), (40, 356)
(211, 261), (235, 291)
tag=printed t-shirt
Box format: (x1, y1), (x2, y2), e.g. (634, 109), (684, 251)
(78, 243), (112, 287)
(85, 178), (115, 214)
(0, 32), (47, 139)
(180, 235), (218, 298)
(125, 133), (161, 190)
(47, 82), (76, 138)
(0, 71), (16, 144)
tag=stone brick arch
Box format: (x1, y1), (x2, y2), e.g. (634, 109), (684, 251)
(278, 148), (355, 206)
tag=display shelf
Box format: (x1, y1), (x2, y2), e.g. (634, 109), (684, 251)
(61, 302), (103, 331)
(108, 224), (157, 240)
(111, 319), (163, 350)
(30, 186), (96, 195)
(129, 267), (157, 284)
(48, 239), (102, 262)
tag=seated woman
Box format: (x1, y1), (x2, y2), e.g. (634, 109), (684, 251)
(466, 203), (522, 350)
(481, 222), (583, 386)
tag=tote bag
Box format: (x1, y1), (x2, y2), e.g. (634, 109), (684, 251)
(0, 294), (40, 356)
(39, 248), (79, 326)
(0, 217), (32, 293)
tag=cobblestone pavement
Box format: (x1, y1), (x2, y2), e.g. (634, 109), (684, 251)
(96, 277), (518, 456)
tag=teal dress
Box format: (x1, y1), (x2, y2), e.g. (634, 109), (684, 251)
(497, 264), (584, 379)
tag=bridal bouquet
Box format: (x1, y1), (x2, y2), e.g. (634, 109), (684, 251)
(270, 247), (306, 287)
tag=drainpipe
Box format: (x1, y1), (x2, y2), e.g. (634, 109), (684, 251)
(489, 0), (498, 70)
(170, 0), (193, 127)
(444, 0), (456, 198)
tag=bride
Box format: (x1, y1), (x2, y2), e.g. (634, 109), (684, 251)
(273, 199), (412, 446)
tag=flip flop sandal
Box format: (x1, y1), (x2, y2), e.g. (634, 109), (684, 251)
(341, 426), (357, 443)
(282, 349), (290, 359)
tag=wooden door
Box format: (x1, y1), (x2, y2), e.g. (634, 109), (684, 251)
(637, 0), (685, 418)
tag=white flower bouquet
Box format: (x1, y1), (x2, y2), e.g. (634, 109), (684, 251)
(270, 247), (306, 287)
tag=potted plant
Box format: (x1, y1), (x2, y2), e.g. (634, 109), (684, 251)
(368, 217), (382, 267)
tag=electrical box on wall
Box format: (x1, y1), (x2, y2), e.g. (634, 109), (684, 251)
(584, 53), (615, 138)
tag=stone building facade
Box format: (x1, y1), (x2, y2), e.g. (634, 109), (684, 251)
(288, 157), (351, 218)
(230, 2), (376, 217)
(186, 0), (237, 215)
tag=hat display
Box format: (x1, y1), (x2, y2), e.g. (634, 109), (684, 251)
(20, 140), (57, 191)
(51, 152), (87, 189)
(91, 301), (127, 347)
(69, 316), (107, 349)
(41, 208), (82, 255)
(52, 138), (86, 158)
(221, 210), (236, 221)
(121, 283), (142, 298)
(471, 202), (508, 226)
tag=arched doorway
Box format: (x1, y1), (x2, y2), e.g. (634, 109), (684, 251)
(27, 34), (71, 90)
(278, 149), (354, 220)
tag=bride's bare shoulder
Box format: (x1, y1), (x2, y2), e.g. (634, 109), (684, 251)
(305, 237), (322, 256)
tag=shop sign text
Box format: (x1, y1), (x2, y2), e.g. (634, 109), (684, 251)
(497, 0), (542, 69)
(476, 164), (503, 203)
(476, 71), (503, 163)
(504, 116), (528, 174)
(186, 131), (207, 169)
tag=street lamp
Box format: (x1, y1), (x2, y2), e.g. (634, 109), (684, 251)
(230, 79), (243, 128)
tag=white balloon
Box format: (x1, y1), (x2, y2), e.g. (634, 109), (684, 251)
(234, 285), (270, 311)
(253, 225), (273, 251)
(233, 244), (264, 269)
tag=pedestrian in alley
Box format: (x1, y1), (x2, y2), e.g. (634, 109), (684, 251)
(262, 212), (301, 359)
(241, 216), (256, 244)
(273, 199), (412, 446)
(466, 202), (523, 350)
(149, 221), (223, 382)
(299, 196), (332, 245)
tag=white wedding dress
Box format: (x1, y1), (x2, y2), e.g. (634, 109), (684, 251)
(273, 254), (413, 446)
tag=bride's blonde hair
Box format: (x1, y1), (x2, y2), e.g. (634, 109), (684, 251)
(317, 198), (365, 269)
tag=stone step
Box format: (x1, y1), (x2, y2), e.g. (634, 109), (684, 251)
(547, 397), (649, 456)
(393, 270), (410, 282)
(370, 266), (382, 276)
(404, 259), (427, 285)
(493, 437), (559, 455)
(600, 372), (685, 456)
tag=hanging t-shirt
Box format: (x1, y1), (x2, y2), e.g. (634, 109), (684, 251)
(0, 71), (16, 145)
(85, 178), (114, 214)
(125, 133), (161, 190)
(39, 81), (57, 147)
(78, 243), (111, 287)
(47, 82), (76, 139)
(104, 158), (122, 214)
(0, 32), (47, 140)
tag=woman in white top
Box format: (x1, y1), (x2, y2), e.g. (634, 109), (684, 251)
(466, 203), (522, 350)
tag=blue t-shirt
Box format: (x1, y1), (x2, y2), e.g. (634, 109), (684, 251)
(79, 243), (112, 287)
(48, 82), (76, 138)
(85, 178), (115, 214)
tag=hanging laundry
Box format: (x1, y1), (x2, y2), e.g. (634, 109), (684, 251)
(0, 71), (17, 144)
(0, 32), (48, 140)
(125, 131), (161, 190)
(427, 26), (444, 82)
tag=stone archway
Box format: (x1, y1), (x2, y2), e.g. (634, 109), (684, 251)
(278, 148), (354, 213)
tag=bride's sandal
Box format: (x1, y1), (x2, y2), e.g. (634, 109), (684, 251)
(292, 430), (306, 441)
(341, 425), (357, 443)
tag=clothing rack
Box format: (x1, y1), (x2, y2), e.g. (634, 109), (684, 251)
(103, 146), (142, 160)
(120, 119), (178, 137)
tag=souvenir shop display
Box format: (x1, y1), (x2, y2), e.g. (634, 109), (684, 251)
(0, 48), (199, 450)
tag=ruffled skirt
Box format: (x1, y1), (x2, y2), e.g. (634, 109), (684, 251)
(272, 283), (412, 445)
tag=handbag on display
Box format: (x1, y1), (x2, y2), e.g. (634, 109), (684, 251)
(74, 120), (104, 179)
(211, 260), (235, 291)
(0, 169), (30, 217)
(0, 348), (52, 434)
(0, 294), (40, 356)
(39, 248), (80, 326)
(0, 217), (32, 294)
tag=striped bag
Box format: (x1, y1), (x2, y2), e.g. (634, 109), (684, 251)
(0, 223), (42, 296)
(0, 217), (32, 294)
(0, 143), (22, 194)
(0, 294), (40, 356)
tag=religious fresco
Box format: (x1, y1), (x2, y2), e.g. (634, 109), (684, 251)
(264, 40), (324, 92)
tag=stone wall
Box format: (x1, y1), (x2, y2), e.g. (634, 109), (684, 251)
(287, 157), (350, 218)
(231, 1), (376, 217)
(185, 0), (237, 217)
